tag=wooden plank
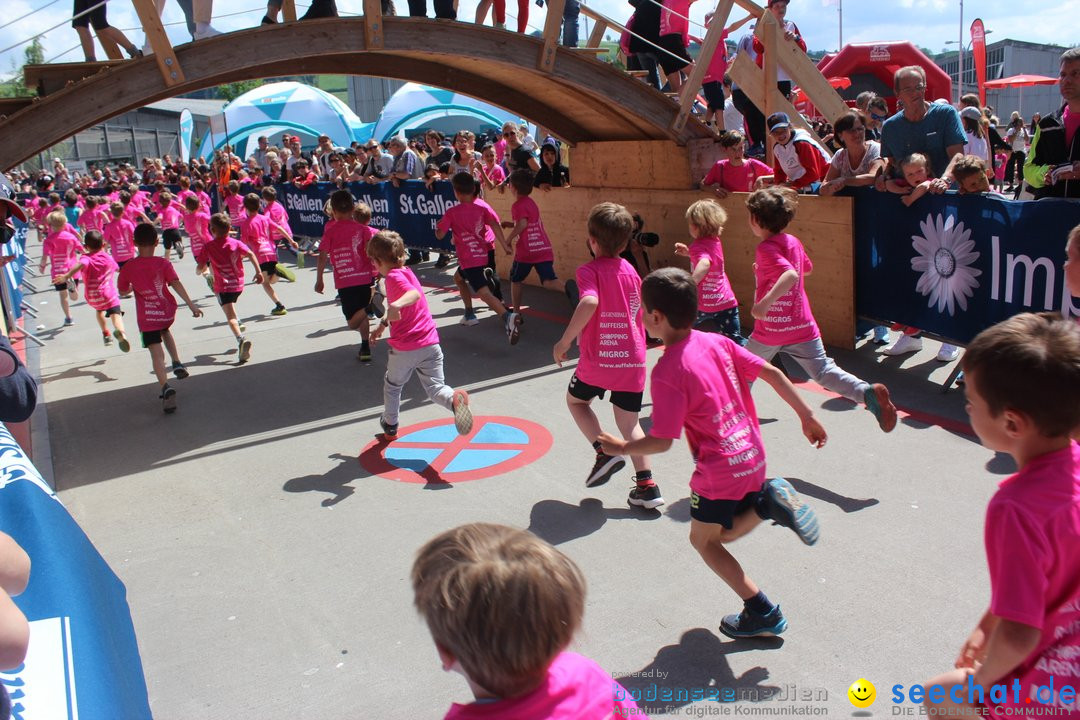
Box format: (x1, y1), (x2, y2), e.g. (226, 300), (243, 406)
(98, 34), (123, 60)
(0, 98), (34, 118)
(761, 12), (777, 166)
(131, 0), (185, 86)
(586, 19), (607, 49)
(627, 70), (650, 77)
(570, 140), (694, 190)
(571, 47), (608, 55)
(672, 0), (733, 134)
(753, 14), (847, 124)
(363, 0), (384, 49)
(282, 0), (298, 22)
(537, 0), (566, 72)
(731, 0), (764, 16)
(727, 53), (815, 137)
(23, 61), (123, 97)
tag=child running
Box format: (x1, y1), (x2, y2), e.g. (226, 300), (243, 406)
(116, 223), (203, 413)
(239, 193), (298, 317)
(53, 230), (130, 351)
(315, 190), (377, 362)
(103, 202), (136, 269)
(367, 230), (473, 438)
(553, 202), (662, 508)
(181, 195), (214, 289)
(412, 522), (642, 719)
(155, 192), (185, 261)
(674, 199), (744, 344)
(223, 181), (244, 228)
(744, 187), (897, 432)
(502, 169), (567, 314)
(436, 172), (520, 342)
(922, 312), (1080, 715)
(601, 267), (827, 637)
(195, 213), (262, 364)
(38, 211), (82, 326)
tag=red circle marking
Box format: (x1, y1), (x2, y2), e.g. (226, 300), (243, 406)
(359, 416), (553, 484)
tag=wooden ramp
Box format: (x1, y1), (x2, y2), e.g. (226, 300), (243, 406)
(0, 17), (713, 171)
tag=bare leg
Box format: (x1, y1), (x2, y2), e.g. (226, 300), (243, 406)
(95, 310), (108, 335)
(475, 0), (492, 24)
(262, 275), (282, 305)
(265, 1), (282, 20)
(347, 309), (370, 342)
(453, 272), (474, 313)
(613, 405), (650, 473)
(109, 312), (127, 338)
(689, 516), (763, 598)
(161, 328), (182, 365)
(149, 344), (169, 387)
(473, 286), (507, 317)
(539, 277), (565, 293)
(59, 293), (71, 321)
(99, 26), (138, 55)
(76, 27), (97, 61)
(222, 303), (242, 338)
(510, 281), (523, 311)
(566, 394), (603, 443)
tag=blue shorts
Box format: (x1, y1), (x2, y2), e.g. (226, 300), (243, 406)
(510, 260), (557, 284)
(694, 307), (746, 346)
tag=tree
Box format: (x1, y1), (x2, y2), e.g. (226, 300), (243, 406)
(217, 80), (263, 101)
(0, 39), (44, 98)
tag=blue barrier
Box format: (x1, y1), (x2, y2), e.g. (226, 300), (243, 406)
(0, 424), (151, 720)
(852, 187), (1080, 345)
(1, 220), (27, 321)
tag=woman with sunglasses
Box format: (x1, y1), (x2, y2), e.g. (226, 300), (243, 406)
(500, 123), (540, 179)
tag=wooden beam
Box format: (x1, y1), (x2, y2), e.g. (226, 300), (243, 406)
(754, 17), (847, 124)
(586, 18), (607, 49)
(363, 0), (384, 49)
(98, 33), (123, 60)
(538, 0), (566, 73)
(282, 0), (298, 22)
(672, 0), (733, 133)
(727, 52), (815, 137)
(761, 11), (777, 166)
(731, 0), (764, 17)
(131, 0), (185, 86)
(0, 98), (34, 118)
(23, 61), (123, 96)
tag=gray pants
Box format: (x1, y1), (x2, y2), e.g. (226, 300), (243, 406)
(745, 337), (869, 405)
(383, 344), (454, 425)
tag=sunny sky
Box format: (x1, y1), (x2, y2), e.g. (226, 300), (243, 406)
(3, 0), (1079, 82)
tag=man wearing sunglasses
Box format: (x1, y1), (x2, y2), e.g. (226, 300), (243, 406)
(359, 142), (394, 184)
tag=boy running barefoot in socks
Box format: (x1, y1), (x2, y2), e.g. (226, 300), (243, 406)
(196, 213), (263, 365)
(436, 172), (521, 343)
(239, 193), (298, 317)
(744, 187), (898, 432)
(53, 231), (131, 351)
(602, 267), (827, 637)
(315, 190), (377, 362)
(554, 203), (662, 508)
(367, 231), (473, 438)
(116, 223), (203, 413)
(39, 211), (82, 325)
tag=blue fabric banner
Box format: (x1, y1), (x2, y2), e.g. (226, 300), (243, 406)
(0, 424), (151, 720)
(852, 188), (1080, 345)
(1, 220), (27, 320)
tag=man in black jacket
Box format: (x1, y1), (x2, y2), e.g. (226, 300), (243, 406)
(1026, 47), (1080, 199)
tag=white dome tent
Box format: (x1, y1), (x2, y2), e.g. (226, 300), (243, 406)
(370, 83), (527, 143)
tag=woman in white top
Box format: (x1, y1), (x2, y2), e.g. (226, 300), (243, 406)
(1003, 112), (1029, 191)
(818, 110), (884, 196)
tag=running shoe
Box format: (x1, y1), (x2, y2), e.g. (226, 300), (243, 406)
(760, 477), (820, 546)
(160, 385), (177, 414)
(505, 311), (521, 345)
(460, 311), (479, 326)
(452, 389), (473, 436)
(114, 330), (130, 353)
(237, 338), (252, 364)
(586, 451), (625, 487)
(176, 242), (184, 259)
(271, 305), (288, 316)
(172, 361), (189, 379)
(863, 383), (897, 433)
(276, 263), (296, 283)
(358, 341), (372, 363)
(628, 483), (665, 509)
(379, 416), (398, 438)
(719, 605), (788, 639)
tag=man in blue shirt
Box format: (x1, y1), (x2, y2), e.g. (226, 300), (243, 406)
(876, 66), (966, 184)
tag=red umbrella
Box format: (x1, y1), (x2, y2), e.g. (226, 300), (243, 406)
(983, 74), (1058, 114)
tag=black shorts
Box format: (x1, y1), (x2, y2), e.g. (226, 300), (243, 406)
(567, 373), (643, 413)
(73, 0), (109, 29)
(141, 327), (171, 346)
(457, 265), (491, 293)
(162, 228), (182, 249)
(703, 81), (725, 111)
(690, 490), (759, 529)
(103, 305), (122, 317)
(510, 261), (557, 284)
(218, 291), (241, 306)
(657, 34), (692, 75)
(259, 261), (278, 274)
(339, 284), (373, 321)
(118, 259), (130, 270)
(53, 282), (69, 293)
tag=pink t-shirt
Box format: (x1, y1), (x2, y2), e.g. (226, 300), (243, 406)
(1064, 106), (1079, 148)
(122, 203), (144, 225)
(475, 198), (499, 250)
(102, 218), (136, 263)
(659, 0), (690, 41)
(75, 251), (121, 311)
(649, 331), (766, 499)
(482, 163), (506, 186)
(703, 29), (729, 84)
(195, 235), (247, 294)
(443, 652), (642, 720)
(385, 266), (439, 351)
(983, 441), (1080, 714)
(77, 207), (101, 234)
(690, 236), (737, 312)
(177, 189), (195, 207)
(575, 257), (647, 393)
(158, 204), (181, 230)
(197, 191), (212, 210)
(41, 230), (82, 281)
(224, 194), (244, 222)
(181, 209), (212, 257)
(511, 196), (554, 264)
(239, 212), (277, 264)
(321, 219), (375, 289)
(116, 256), (179, 331)
(263, 200), (291, 240)
(702, 158), (772, 192)
(750, 232), (820, 346)
(437, 201), (499, 269)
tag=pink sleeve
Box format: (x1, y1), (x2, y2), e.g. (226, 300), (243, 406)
(703, 162), (723, 186)
(758, 241), (792, 274)
(436, 208), (452, 234)
(575, 264), (597, 298)
(729, 336), (766, 384)
(648, 374), (686, 440)
(986, 501), (1050, 629)
(164, 261), (179, 284)
(482, 204), (500, 226)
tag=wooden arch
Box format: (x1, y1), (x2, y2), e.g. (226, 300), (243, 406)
(0, 17), (713, 171)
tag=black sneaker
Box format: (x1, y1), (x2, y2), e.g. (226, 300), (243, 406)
(628, 483), (664, 509)
(719, 604), (788, 638)
(261, 15), (277, 24)
(160, 385), (177, 414)
(176, 242), (184, 259)
(379, 416), (398, 438)
(434, 253), (451, 269)
(504, 311), (521, 345)
(172, 361), (189, 379)
(760, 478), (820, 546)
(586, 451), (625, 487)
(367, 283), (385, 318)
(358, 341), (372, 362)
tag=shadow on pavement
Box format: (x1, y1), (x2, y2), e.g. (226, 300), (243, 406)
(527, 497), (660, 545)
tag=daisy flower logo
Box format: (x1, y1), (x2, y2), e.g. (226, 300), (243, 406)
(910, 213), (981, 316)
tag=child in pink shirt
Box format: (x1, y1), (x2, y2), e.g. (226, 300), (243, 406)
(155, 192), (185, 261)
(53, 231), (131, 351)
(478, 145), (506, 192)
(223, 181), (244, 228)
(315, 190), (378, 362)
(193, 180), (212, 214)
(744, 188), (897, 433)
(195, 213), (263, 365)
(553, 203), (662, 507)
(367, 230), (472, 437)
(436, 172), (520, 342)
(923, 313), (1080, 715)
(103, 202), (136, 268)
(412, 522), (642, 720)
(116, 223), (203, 413)
(674, 199), (743, 344)
(502, 169), (568, 315)
(260, 186), (293, 248)
(38, 211), (83, 325)
(699, 13), (729, 129)
(657, 0), (696, 90)
(701, 131), (772, 197)
(181, 195), (214, 289)
(120, 191), (149, 227)
(76, 196), (102, 235)
(601, 267), (827, 637)
(240, 193), (297, 317)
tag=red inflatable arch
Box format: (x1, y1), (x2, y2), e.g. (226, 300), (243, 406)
(816, 42), (952, 115)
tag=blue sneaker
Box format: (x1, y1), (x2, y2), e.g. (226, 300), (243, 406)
(719, 604), (788, 638)
(762, 478), (820, 546)
(872, 325), (891, 345)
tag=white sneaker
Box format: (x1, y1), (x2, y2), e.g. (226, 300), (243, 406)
(194, 24), (223, 40)
(936, 343), (960, 362)
(142, 42), (153, 56)
(882, 334), (923, 356)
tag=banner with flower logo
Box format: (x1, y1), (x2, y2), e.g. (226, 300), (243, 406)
(852, 188), (1080, 345)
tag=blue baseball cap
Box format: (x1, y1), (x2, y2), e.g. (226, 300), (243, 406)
(767, 112), (791, 131)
